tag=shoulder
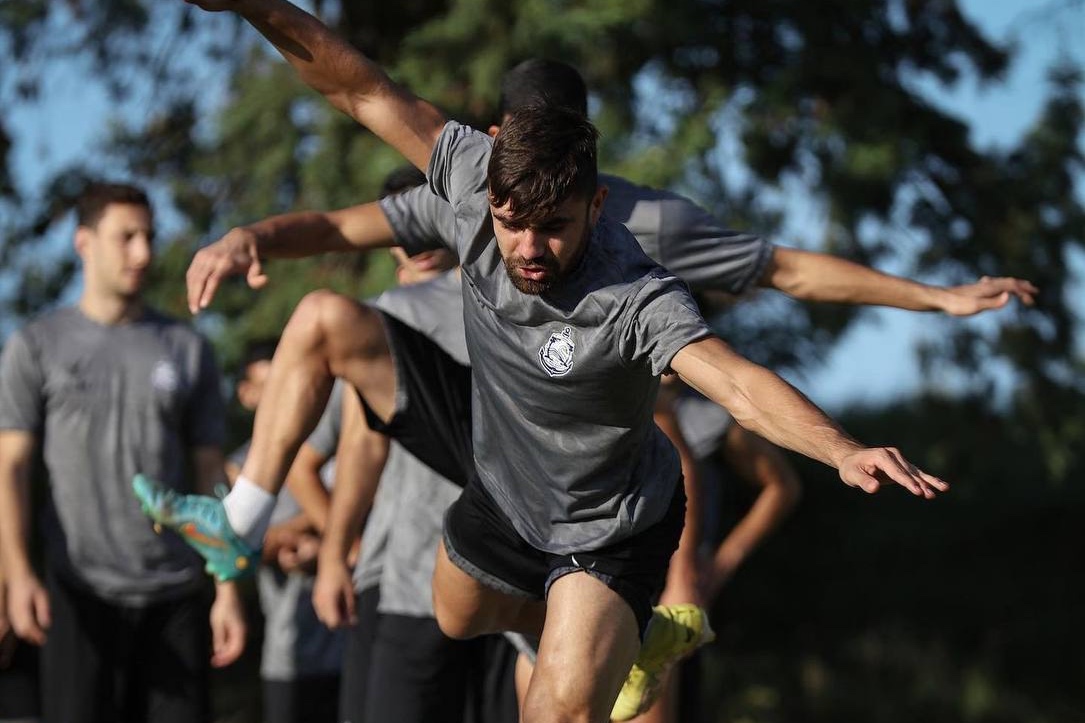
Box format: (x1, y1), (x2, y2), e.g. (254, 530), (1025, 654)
(11, 307), (79, 350)
(138, 308), (213, 350)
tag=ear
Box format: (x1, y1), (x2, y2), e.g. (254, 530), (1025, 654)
(73, 226), (91, 258)
(588, 185), (609, 226)
(487, 124), (501, 138)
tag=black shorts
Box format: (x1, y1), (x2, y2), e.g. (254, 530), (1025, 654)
(444, 478), (686, 637)
(360, 310), (474, 488)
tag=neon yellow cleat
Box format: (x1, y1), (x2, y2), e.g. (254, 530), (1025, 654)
(611, 604), (715, 721)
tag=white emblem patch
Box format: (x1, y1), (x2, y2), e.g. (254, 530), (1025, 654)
(539, 326), (576, 377)
(151, 360), (180, 394)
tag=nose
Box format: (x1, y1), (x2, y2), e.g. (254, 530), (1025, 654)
(517, 229), (547, 261)
(130, 233), (153, 268)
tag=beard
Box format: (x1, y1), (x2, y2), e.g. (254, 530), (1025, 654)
(502, 222), (592, 295)
(503, 253), (562, 295)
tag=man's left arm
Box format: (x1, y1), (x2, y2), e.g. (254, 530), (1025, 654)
(652, 393), (703, 606)
(193, 445), (248, 668)
(670, 336), (948, 497)
(761, 246), (1037, 315)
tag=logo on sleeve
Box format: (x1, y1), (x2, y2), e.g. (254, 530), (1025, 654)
(539, 326), (576, 377)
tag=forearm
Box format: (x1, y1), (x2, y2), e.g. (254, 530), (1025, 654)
(715, 484), (796, 573)
(283, 447), (333, 533)
(0, 466), (33, 579)
(674, 338), (862, 469)
(242, 204), (396, 259)
(764, 247), (948, 310)
(322, 424), (388, 563)
(654, 407), (701, 565)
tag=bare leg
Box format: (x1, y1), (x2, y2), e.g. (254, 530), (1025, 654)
(522, 572), (641, 723)
(431, 540), (546, 640)
(240, 290), (398, 493)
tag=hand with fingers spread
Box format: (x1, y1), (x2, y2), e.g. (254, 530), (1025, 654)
(941, 276), (1038, 316)
(838, 447), (948, 498)
(186, 226), (267, 314)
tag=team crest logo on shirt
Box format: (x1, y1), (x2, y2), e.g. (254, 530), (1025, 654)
(539, 326), (576, 377)
(151, 360), (180, 394)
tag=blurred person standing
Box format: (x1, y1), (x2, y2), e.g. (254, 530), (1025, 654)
(0, 182), (246, 723)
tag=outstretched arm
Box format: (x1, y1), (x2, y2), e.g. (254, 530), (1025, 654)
(186, 202), (395, 313)
(761, 247), (1037, 316)
(670, 336), (947, 497)
(187, 0), (446, 170)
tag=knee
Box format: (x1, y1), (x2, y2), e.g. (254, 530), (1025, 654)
(286, 290), (349, 340)
(522, 678), (597, 723)
(431, 590), (477, 641)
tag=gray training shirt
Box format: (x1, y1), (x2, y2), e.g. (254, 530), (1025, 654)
(417, 121), (713, 553)
(0, 307), (223, 605)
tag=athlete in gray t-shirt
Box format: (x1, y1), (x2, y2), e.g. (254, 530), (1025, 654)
(0, 182), (246, 723)
(151, 7), (951, 722)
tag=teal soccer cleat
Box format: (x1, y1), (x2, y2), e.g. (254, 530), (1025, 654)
(132, 474), (258, 581)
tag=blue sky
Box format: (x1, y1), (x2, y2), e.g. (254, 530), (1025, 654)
(4, 0), (1082, 408)
(785, 0), (1085, 409)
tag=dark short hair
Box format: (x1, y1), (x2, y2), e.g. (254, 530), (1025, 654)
(75, 182), (151, 229)
(380, 166), (427, 199)
(240, 337), (278, 371)
(498, 59), (588, 119)
(488, 103), (599, 228)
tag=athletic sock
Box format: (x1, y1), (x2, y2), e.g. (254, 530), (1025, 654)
(222, 476), (276, 548)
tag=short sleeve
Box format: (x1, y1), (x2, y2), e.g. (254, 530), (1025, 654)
(306, 379), (344, 458)
(426, 121), (492, 256)
(185, 336), (226, 448)
(0, 329), (46, 433)
(619, 274), (713, 376)
(658, 199), (773, 295)
(379, 184), (460, 257)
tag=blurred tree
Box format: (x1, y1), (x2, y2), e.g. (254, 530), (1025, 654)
(2, 1), (1077, 370)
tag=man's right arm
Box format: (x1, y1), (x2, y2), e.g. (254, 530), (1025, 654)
(191, 0), (446, 171)
(0, 430), (50, 645)
(313, 388), (390, 629)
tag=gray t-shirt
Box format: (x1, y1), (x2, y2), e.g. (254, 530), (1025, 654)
(673, 391), (734, 462)
(0, 306), (223, 605)
(424, 121), (712, 553)
(381, 176), (772, 297)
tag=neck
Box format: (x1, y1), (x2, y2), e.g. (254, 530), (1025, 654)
(79, 290), (144, 325)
